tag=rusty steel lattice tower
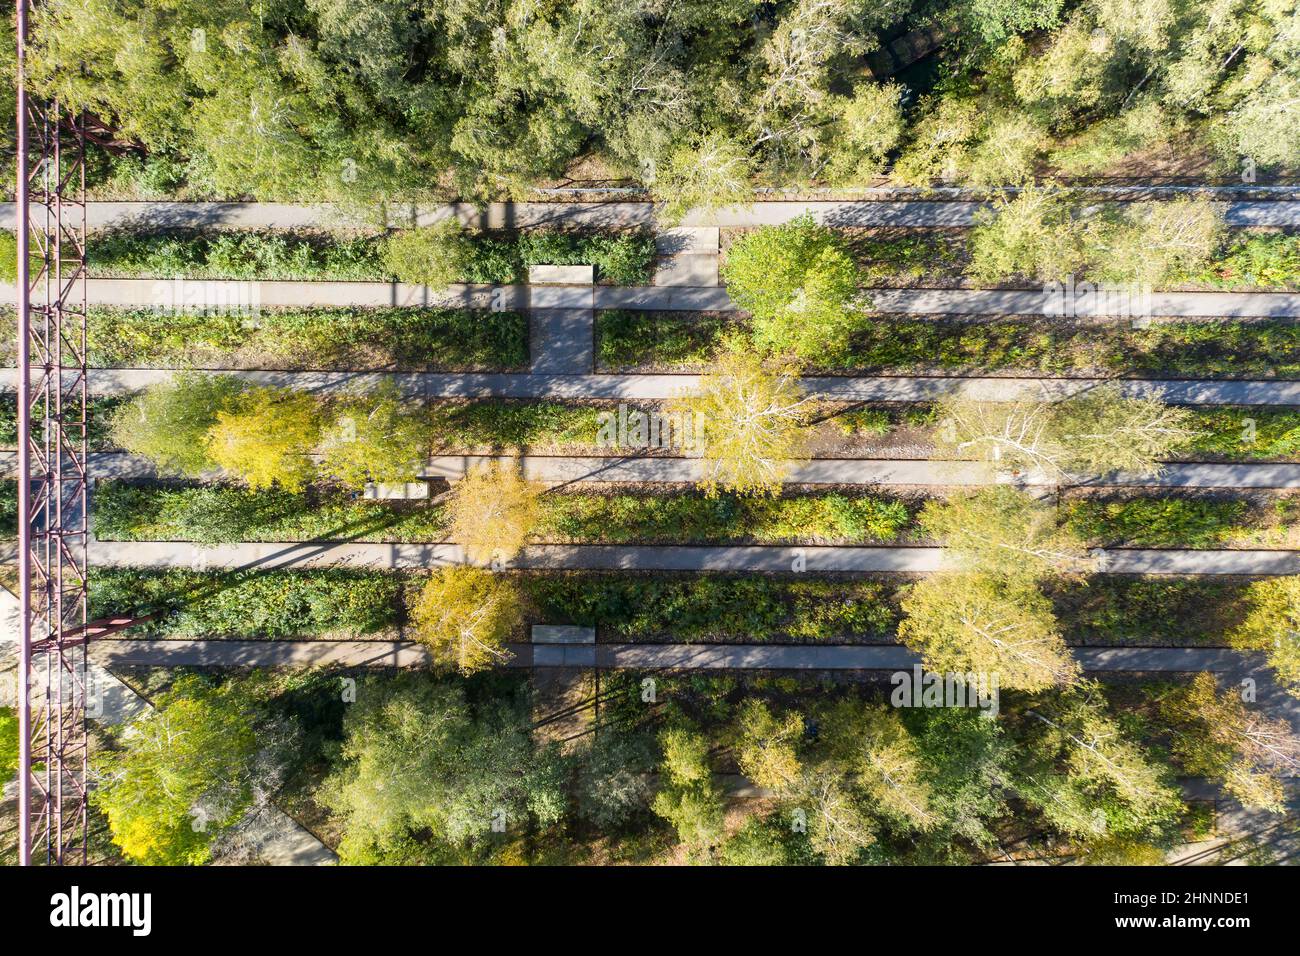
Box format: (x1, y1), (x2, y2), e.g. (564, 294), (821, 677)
(14, 0), (93, 866)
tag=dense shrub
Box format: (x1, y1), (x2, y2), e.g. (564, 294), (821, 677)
(89, 229), (386, 280)
(89, 567), (403, 639)
(94, 481), (916, 546)
(427, 401), (606, 451)
(84, 307), (528, 371)
(87, 227), (656, 286)
(522, 574), (900, 641)
(1063, 497), (1251, 548)
(1049, 577), (1251, 646)
(596, 312), (1300, 378)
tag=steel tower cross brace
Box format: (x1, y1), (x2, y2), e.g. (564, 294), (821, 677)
(14, 0), (92, 866)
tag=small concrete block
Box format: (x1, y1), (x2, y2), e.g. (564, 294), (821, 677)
(363, 482), (430, 500)
(529, 264), (595, 285)
(655, 227), (719, 255)
(532, 625), (597, 644)
(654, 254), (719, 287)
(562, 646), (597, 667)
(532, 645), (567, 667)
(528, 285), (596, 308)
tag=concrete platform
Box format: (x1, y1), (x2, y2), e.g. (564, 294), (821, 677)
(528, 264), (595, 284)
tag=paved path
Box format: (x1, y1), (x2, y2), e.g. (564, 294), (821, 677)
(422, 455), (1300, 490)
(528, 309), (594, 374)
(6, 366), (1296, 405)
(6, 198), (1300, 231)
(6, 450), (1293, 490)
(89, 639), (1262, 673)
(0, 590), (335, 865)
(7, 278), (1300, 318)
(54, 539), (1300, 575)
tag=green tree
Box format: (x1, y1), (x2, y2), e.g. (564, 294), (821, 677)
(1011, 681), (1183, 842)
(822, 83), (904, 185)
(109, 373), (245, 477)
(898, 572), (1077, 692)
(1159, 673), (1300, 813)
(445, 461), (543, 563)
(1231, 576), (1300, 698)
(967, 184), (1090, 284)
(206, 386), (323, 491)
(721, 214), (862, 361)
(919, 486), (1089, 581)
(932, 383), (1199, 480)
(319, 383), (429, 488)
(821, 702), (938, 832)
(654, 131), (755, 223)
(92, 677), (259, 865)
(651, 725), (725, 852)
(574, 733), (655, 830)
(734, 699), (804, 793)
(320, 676), (567, 862)
(381, 221), (472, 289)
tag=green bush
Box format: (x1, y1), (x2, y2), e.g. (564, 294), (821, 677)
(0, 707), (17, 777)
(1063, 497), (1251, 548)
(542, 491), (916, 545)
(595, 313), (1300, 378)
(522, 574), (900, 641)
(1050, 577), (1251, 646)
(1185, 408), (1300, 461)
(89, 229), (386, 280)
(84, 307), (528, 371)
(1187, 233), (1300, 290)
(93, 481), (448, 545)
(0, 479), (16, 539)
(89, 567), (403, 639)
(87, 227), (657, 286)
(0, 391), (125, 449)
(95, 482), (914, 546)
(381, 220), (472, 288)
(428, 401), (606, 451)
(596, 311), (729, 369)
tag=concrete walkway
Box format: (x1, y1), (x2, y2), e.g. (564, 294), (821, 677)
(5, 198), (1300, 231)
(89, 638), (1262, 674)
(422, 455), (1300, 490)
(63, 539), (1300, 575)
(0, 589), (335, 865)
(13, 449), (1290, 490)
(7, 278), (1300, 318)
(6, 366), (1296, 405)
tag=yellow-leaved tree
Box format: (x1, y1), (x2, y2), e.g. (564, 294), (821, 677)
(445, 461), (542, 563)
(410, 566), (523, 675)
(670, 345), (812, 497)
(205, 386), (322, 491)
